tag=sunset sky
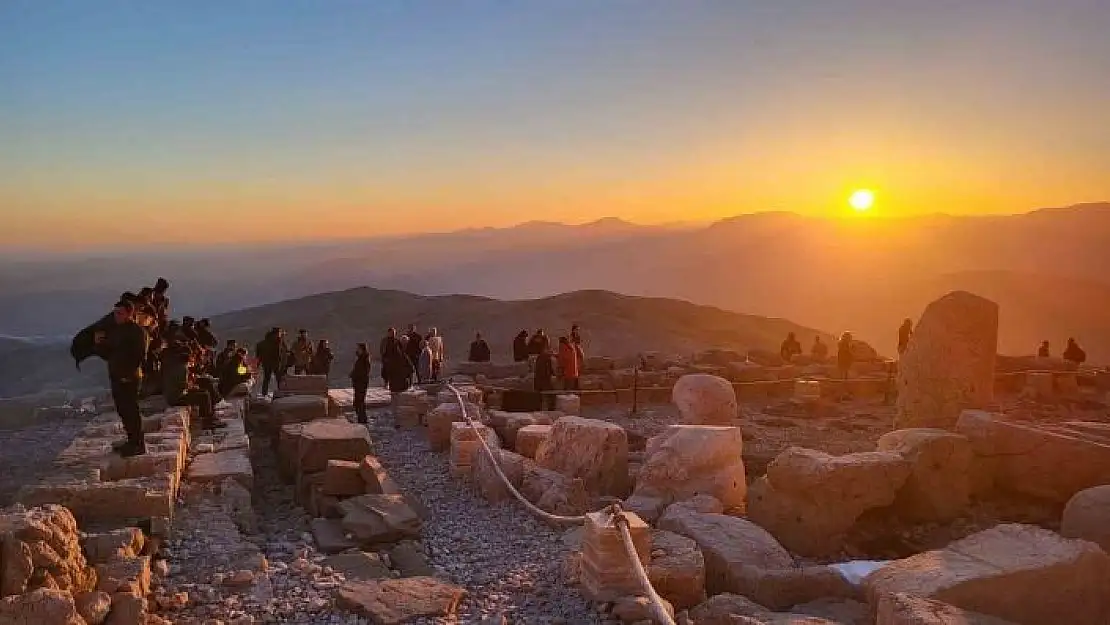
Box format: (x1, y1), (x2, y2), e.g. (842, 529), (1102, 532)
(2, 1), (1109, 250)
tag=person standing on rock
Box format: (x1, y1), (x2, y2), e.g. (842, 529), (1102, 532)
(292, 329), (314, 375)
(255, 327), (287, 396)
(101, 298), (151, 457)
(469, 332), (491, 362)
(837, 331), (855, 379)
(558, 336), (580, 391)
(350, 343), (372, 424)
(897, 318), (913, 355)
(427, 327), (445, 381)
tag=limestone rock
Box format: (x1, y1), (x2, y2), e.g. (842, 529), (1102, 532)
(748, 447), (910, 556)
(864, 524), (1110, 625)
(359, 456), (400, 495)
(388, 541), (435, 577)
(297, 419), (373, 475)
(0, 587), (86, 625)
(495, 411), (558, 450)
(612, 594), (675, 623)
(0, 504), (97, 599)
(336, 576), (465, 623)
(634, 425), (746, 511)
(271, 395), (329, 424)
(325, 551), (391, 581)
(672, 374), (738, 426)
(75, 590), (112, 625)
(554, 394), (581, 415)
(520, 465), (590, 517)
(278, 374), (329, 396)
(647, 530), (706, 610)
(688, 594), (845, 625)
(323, 459), (366, 496)
(95, 555), (150, 596)
(339, 494), (422, 545)
(187, 449), (253, 489)
(579, 511), (650, 602)
(876, 593), (1018, 625)
(1061, 485), (1110, 554)
(877, 429), (973, 522)
(471, 448), (529, 503)
(426, 402), (482, 452)
(104, 591), (146, 625)
(895, 291), (999, 430)
(514, 424), (552, 459)
(81, 528), (145, 565)
(535, 416), (629, 497)
(310, 518), (357, 554)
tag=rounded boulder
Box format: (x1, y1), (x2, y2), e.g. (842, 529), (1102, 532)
(672, 374), (737, 425)
(1061, 484), (1110, 553)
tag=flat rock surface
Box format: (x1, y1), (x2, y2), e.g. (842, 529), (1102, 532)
(337, 576), (465, 624)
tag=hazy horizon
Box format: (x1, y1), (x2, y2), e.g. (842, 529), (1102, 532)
(4, 1), (1110, 251)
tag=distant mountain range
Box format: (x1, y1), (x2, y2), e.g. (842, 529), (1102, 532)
(1, 202), (1108, 385)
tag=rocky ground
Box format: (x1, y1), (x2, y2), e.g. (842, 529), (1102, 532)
(0, 411), (88, 507)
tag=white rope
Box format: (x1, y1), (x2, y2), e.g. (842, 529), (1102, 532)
(444, 383), (678, 624)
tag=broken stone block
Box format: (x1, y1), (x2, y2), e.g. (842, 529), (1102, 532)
(864, 524), (1110, 625)
(580, 510), (650, 602)
(310, 518), (357, 555)
(877, 593), (1018, 625)
(337, 577), (465, 623)
(647, 530), (706, 611)
(187, 449), (253, 489)
(471, 447), (529, 503)
(535, 416), (629, 497)
(672, 374), (737, 426)
(520, 465), (590, 517)
(623, 493), (668, 523)
(612, 594), (675, 623)
(1, 504), (97, 598)
(895, 291), (999, 429)
(325, 551), (391, 581)
(497, 411), (558, 450)
(426, 402), (482, 452)
(278, 374), (328, 397)
(297, 419), (373, 475)
(81, 528), (145, 565)
(271, 395), (329, 424)
(877, 428), (973, 522)
(323, 459), (365, 497)
(95, 555), (150, 596)
(1061, 484), (1110, 554)
(449, 422), (500, 478)
(105, 591), (146, 625)
(0, 587), (86, 625)
(554, 394), (580, 415)
(389, 541), (435, 577)
(75, 590), (112, 625)
(747, 447), (910, 556)
(339, 495), (422, 545)
(359, 456), (399, 495)
(276, 422), (306, 480)
(688, 593), (848, 625)
(633, 425), (746, 512)
(514, 424), (552, 459)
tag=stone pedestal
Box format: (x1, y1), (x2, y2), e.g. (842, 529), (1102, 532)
(580, 510), (650, 602)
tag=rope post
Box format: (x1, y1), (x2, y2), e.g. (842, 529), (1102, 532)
(580, 507), (651, 601)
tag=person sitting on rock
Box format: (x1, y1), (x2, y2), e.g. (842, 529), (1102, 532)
(196, 318), (218, 357)
(837, 331), (855, 379)
(897, 318), (914, 355)
(218, 347), (252, 398)
(1038, 340), (1050, 358)
(779, 332), (803, 362)
(350, 343), (372, 424)
(512, 330), (529, 362)
(162, 340), (224, 431)
(215, 339), (237, 373)
(311, 339), (334, 377)
(1063, 338), (1087, 368)
(558, 336), (580, 391)
(469, 332), (491, 362)
(811, 336), (829, 361)
(291, 329), (314, 375)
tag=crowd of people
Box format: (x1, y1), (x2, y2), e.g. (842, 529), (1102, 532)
(254, 328), (336, 396)
(71, 278), (252, 457)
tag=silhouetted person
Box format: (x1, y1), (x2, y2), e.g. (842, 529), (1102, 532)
(512, 330), (529, 362)
(1063, 337), (1087, 367)
(528, 329), (550, 356)
(103, 299), (150, 457)
(181, 316), (199, 343)
(469, 332), (491, 362)
(256, 327), (287, 395)
(379, 328), (399, 387)
(151, 278), (170, 323)
(558, 336), (580, 391)
(382, 329), (413, 393)
(404, 324), (423, 373)
(162, 340), (223, 430)
(216, 340), (237, 374)
(570, 324), (583, 346)
(196, 319), (218, 349)
(811, 336), (828, 361)
(292, 329), (314, 375)
(779, 332), (802, 362)
(218, 347), (251, 398)
(350, 343), (372, 424)
(898, 318), (913, 355)
(837, 331), (855, 380)
(534, 348), (556, 410)
(1038, 341), (1050, 358)
(417, 338), (433, 384)
(427, 328), (445, 381)
(311, 339), (334, 376)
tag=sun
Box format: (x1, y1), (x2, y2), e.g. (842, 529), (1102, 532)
(849, 189), (875, 212)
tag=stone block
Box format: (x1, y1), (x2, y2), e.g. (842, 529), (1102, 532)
(449, 422), (498, 477)
(426, 402), (481, 452)
(1025, 372), (1054, 399)
(877, 428), (973, 522)
(271, 395), (329, 425)
(0, 588), (86, 625)
(896, 291), (998, 429)
(471, 448), (529, 503)
(187, 449), (253, 489)
(1, 504), (97, 599)
(864, 524), (1110, 625)
(278, 374), (328, 397)
(554, 394), (581, 415)
(95, 555), (151, 596)
(793, 379), (821, 402)
(580, 510), (650, 602)
(339, 495), (422, 545)
(17, 476), (175, 529)
(323, 459), (366, 496)
(359, 456), (400, 495)
(672, 374), (738, 425)
(535, 416), (629, 497)
(877, 593), (1018, 625)
(633, 425), (746, 512)
(276, 423), (306, 480)
(325, 551), (391, 581)
(310, 518), (358, 554)
(81, 528), (145, 565)
(647, 529), (706, 610)
(520, 465), (590, 517)
(297, 419), (373, 475)
(337, 577), (465, 623)
(514, 424), (552, 459)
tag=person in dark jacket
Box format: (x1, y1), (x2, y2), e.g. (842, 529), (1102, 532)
(255, 327), (287, 395)
(71, 312), (115, 369)
(469, 332), (491, 363)
(779, 332), (802, 362)
(311, 339), (334, 376)
(1063, 338), (1087, 367)
(1038, 340), (1051, 358)
(527, 329), (550, 356)
(162, 341), (223, 430)
(104, 299), (151, 456)
(381, 329), (413, 393)
(897, 319), (913, 355)
(534, 348), (556, 410)
(196, 319), (218, 349)
(215, 340), (237, 374)
(218, 347), (252, 398)
(512, 330), (529, 362)
(181, 316), (199, 343)
(404, 325), (423, 376)
(350, 343), (372, 424)
(379, 328), (398, 387)
(151, 277), (170, 323)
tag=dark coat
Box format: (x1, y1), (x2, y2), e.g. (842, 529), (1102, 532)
(469, 340), (491, 363)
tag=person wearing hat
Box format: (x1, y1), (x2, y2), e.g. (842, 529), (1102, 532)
(102, 298), (151, 457)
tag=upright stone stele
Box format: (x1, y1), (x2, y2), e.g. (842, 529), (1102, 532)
(895, 291), (999, 430)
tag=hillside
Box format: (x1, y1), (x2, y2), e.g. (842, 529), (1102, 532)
(211, 288), (836, 375)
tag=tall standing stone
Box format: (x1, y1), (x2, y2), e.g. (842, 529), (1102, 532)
(895, 291), (998, 430)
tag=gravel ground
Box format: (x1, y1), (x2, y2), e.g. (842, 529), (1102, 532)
(369, 409), (604, 625)
(0, 413), (88, 507)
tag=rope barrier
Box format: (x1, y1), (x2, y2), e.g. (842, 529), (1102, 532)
(443, 382), (677, 624)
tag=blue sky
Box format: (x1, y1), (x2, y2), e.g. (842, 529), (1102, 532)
(2, 1), (1109, 249)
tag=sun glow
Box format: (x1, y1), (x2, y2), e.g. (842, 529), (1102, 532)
(849, 189), (875, 212)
